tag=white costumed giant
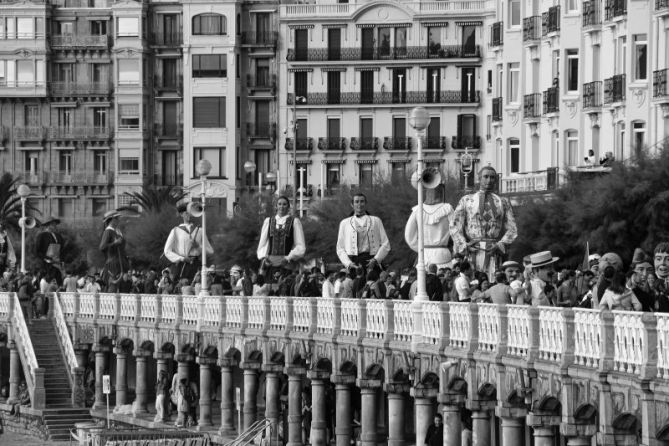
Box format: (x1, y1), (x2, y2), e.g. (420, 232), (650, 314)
(404, 187), (454, 268)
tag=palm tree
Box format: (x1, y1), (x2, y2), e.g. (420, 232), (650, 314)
(123, 185), (186, 213)
(0, 173), (38, 230)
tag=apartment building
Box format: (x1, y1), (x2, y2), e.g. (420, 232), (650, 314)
(278, 0), (496, 204)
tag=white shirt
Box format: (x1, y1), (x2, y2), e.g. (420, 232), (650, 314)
(257, 214), (306, 261)
(454, 273), (471, 301)
(164, 223), (213, 263)
(322, 280), (335, 299)
(404, 203), (454, 267)
(334, 279), (343, 297)
(336, 215), (390, 267)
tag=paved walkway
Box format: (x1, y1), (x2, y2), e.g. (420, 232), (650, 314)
(0, 431), (69, 445)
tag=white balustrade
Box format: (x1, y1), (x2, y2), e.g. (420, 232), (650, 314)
(293, 297), (311, 332)
(421, 302), (440, 345)
(247, 297), (265, 330)
(202, 297), (221, 327)
(0, 292), (12, 319)
(53, 294), (78, 372)
(340, 299), (360, 338)
(181, 297), (199, 326)
(573, 309), (600, 368)
(59, 292), (77, 319)
(139, 294), (157, 323)
(98, 293), (116, 320)
(366, 300), (386, 340)
(270, 298), (287, 331)
(478, 304), (500, 352)
(394, 300), (413, 343)
(226, 297), (243, 328)
(507, 306), (530, 358)
(539, 307), (564, 361)
(449, 302), (471, 348)
(281, 0), (492, 17)
(11, 293), (38, 389)
(161, 295), (178, 324)
(78, 293), (96, 319)
(119, 294), (136, 321)
(657, 314), (669, 379)
(613, 311), (645, 375)
(316, 298), (334, 335)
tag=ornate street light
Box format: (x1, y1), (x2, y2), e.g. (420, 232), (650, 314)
(17, 184), (31, 274)
(265, 171), (277, 193)
(196, 159), (211, 297)
(460, 147), (474, 191)
(244, 160), (257, 193)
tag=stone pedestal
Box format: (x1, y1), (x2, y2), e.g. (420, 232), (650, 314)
(285, 366), (306, 446)
(332, 375), (355, 446)
(565, 437), (592, 446)
(114, 348), (128, 406)
(358, 379), (381, 446)
(197, 357), (216, 428)
(243, 364), (260, 430)
(219, 364), (236, 435)
(472, 411), (491, 446)
(533, 426), (554, 446)
(133, 352), (149, 414)
(7, 344), (19, 404)
(443, 404), (462, 446)
(501, 417), (524, 446)
(93, 349), (107, 410)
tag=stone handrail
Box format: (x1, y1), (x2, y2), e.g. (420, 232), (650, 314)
(60, 292), (77, 319)
(393, 300), (413, 343)
(78, 292), (96, 319)
(52, 293), (79, 374)
(539, 307), (565, 362)
(281, 0), (493, 17)
(293, 297), (312, 333)
(9, 293), (39, 402)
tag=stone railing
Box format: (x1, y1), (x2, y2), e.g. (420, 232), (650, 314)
(8, 293), (43, 407)
(281, 0), (493, 17)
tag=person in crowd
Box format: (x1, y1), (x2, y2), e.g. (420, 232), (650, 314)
(654, 243), (669, 312)
(257, 196), (306, 282)
(470, 273), (490, 303)
(157, 268), (173, 294)
(599, 270), (642, 311)
(253, 274), (271, 296)
(588, 254), (601, 276)
(454, 261), (477, 302)
(322, 270), (336, 299)
(339, 270), (355, 299)
(424, 413), (443, 446)
(502, 261), (522, 284)
(117, 272), (133, 293)
(556, 270), (578, 307)
(600, 151), (615, 166)
(525, 251), (559, 306)
(164, 203), (213, 284)
(10, 381), (30, 419)
(62, 269), (78, 293)
(425, 264), (443, 301)
(99, 210), (129, 291)
(628, 248), (655, 311)
(337, 193), (390, 277)
(591, 252), (624, 307)
(175, 377), (190, 428)
(230, 265), (244, 296)
(154, 370), (170, 423)
(84, 275), (101, 293)
(584, 149), (597, 166)
(17, 273), (34, 323)
(399, 269), (416, 300)
(485, 272), (513, 304)
(35, 217), (64, 285)
(385, 271), (398, 299)
(0, 221), (16, 276)
(370, 270), (386, 299)
(404, 184), (454, 268)
(450, 166), (517, 279)
(333, 270), (346, 298)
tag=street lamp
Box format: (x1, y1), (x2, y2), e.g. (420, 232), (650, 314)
(460, 147), (474, 191)
(16, 184), (31, 274)
(196, 159), (211, 298)
(244, 160), (257, 192)
(291, 95), (306, 211)
(265, 171), (277, 193)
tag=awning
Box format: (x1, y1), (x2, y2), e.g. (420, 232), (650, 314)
(387, 158), (411, 163)
(289, 24), (314, 29)
(323, 24), (347, 28)
(422, 22), (449, 27)
(455, 21), (483, 26)
(378, 23), (412, 28)
(321, 159), (346, 164)
(354, 66), (380, 71)
(289, 159), (312, 165)
(321, 67), (346, 72)
(355, 159), (378, 164)
(288, 67), (314, 72)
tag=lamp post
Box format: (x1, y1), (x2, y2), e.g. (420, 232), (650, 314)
(291, 95), (306, 211)
(244, 160), (257, 192)
(460, 147), (474, 191)
(265, 171), (277, 193)
(17, 184), (30, 274)
(196, 160), (211, 298)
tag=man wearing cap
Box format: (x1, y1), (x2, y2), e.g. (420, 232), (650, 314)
(99, 210), (129, 290)
(164, 203), (214, 283)
(257, 195), (305, 278)
(525, 251), (559, 306)
(336, 193), (390, 275)
(450, 166), (517, 279)
(627, 248), (654, 311)
(35, 217), (64, 285)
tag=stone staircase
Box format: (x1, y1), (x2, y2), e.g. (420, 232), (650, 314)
(28, 318), (93, 441)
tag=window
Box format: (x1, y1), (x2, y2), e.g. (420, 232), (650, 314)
(378, 28), (391, 57)
(391, 162), (406, 181)
(617, 36), (626, 75)
(507, 62), (519, 103)
(92, 63), (106, 82)
(117, 17), (139, 37)
(24, 152), (39, 174)
(294, 72), (307, 98)
(92, 198), (107, 217)
(552, 50), (560, 83)
(58, 108), (72, 129)
(59, 151), (73, 174)
(427, 117), (440, 149)
(508, 138), (520, 173)
(17, 18), (34, 39)
(509, 0), (520, 26)
(392, 68), (406, 103)
(118, 59), (139, 85)
(427, 68), (441, 103)
(327, 71), (340, 104)
(633, 34), (647, 81)
(567, 0), (578, 12)
(359, 117), (373, 149)
(496, 64), (503, 96)
(395, 27), (407, 57)
(192, 13), (226, 35)
(326, 164), (341, 189)
(633, 121), (646, 156)
(57, 21), (73, 35)
(119, 157), (139, 174)
(25, 105), (39, 126)
(118, 104), (140, 129)
(359, 163), (373, 187)
(428, 27), (441, 56)
(193, 97), (225, 128)
(194, 147), (225, 178)
(94, 151), (107, 173)
(58, 198), (73, 218)
(93, 107), (107, 129)
(566, 130), (578, 166)
(256, 58), (270, 87)
(193, 54), (227, 78)
(56, 63), (75, 82)
(17, 60), (34, 85)
(566, 50), (579, 92)
(91, 20), (106, 35)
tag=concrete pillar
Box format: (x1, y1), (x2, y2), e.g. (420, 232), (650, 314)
(263, 366), (283, 445)
(501, 417), (524, 446)
(176, 356), (190, 381)
(114, 348), (128, 406)
(197, 357), (216, 428)
(565, 437), (592, 446)
(285, 366), (306, 446)
(386, 382), (410, 446)
(358, 380), (381, 446)
(93, 348), (107, 409)
(332, 375), (355, 446)
(219, 363), (237, 435)
(308, 372), (330, 446)
(443, 404), (462, 446)
(472, 411), (491, 446)
(7, 343), (20, 404)
(413, 393), (435, 446)
(155, 353), (172, 422)
(532, 426), (554, 446)
(243, 364), (260, 430)
(133, 351), (149, 414)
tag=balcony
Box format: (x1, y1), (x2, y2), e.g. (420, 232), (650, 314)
(50, 171), (86, 185)
(247, 123), (276, 141)
(87, 172), (113, 185)
(287, 90), (480, 106)
(523, 93), (542, 120)
(542, 6), (560, 36)
(154, 75), (183, 93)
(543, 87), (559, 114)
(657, 0), (669, 14)
(451, 135), (481, 150)
(17, 171), (44, 186)
(50, 34), (108, 49)
(0, 81), (47, 97)
(605, 0), (626, 20)
(604, 74), (625, 104)
(51, 0), (111, 7)
(247, 74), (276, 92)
(150, 32), (182, 46)
(50, 82), (112, 96)
(285, 137), (313, 152)
(318, 137), (346, 151)
(287, 45), (481, 62)
(500, 168), (560, 194)
(350, 137), (379, 151)
(492, 97), (503, 122)
(281, 1), (494, 18)
(13, 126), (46, 140)
(49, 127), (111, 140)
(383, 137), (412, 151)
(582, 1), (602, 29)
(653, 69), (669, 101)
(153, 124), (182, 140)
(425, 136), (447, 150)
(241, 31), (278, 47)
(489, 21), (503, 47)
(153, 173), (182, 188)
(523, 16), (541, 44)
(583, 81), (603, 109)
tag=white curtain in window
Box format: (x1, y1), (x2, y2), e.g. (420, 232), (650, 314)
(118, 17), (139, 36)
(7, 18), (15, 39)
(17, 60), (34, 85)
(36, 60), (44, 84)
(118, 59), (139, 84)
(195, 147), (223, 177)
(16, 18), (33, 39)
(6, 60), (15, 86)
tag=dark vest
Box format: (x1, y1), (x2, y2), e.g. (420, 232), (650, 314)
(268, 216), (294, 256)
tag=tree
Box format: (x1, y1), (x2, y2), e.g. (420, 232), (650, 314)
(123, 185), (186, 213)
(0, 173), (38, 230)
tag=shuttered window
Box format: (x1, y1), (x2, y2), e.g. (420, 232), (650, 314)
(193, 54), (227, 78)
(193, 97), (225, 128)
(192, 14), (226, 35)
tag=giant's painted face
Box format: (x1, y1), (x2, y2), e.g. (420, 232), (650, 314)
(655, 251), (669, 280)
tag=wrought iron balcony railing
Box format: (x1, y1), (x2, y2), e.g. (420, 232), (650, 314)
(657, 0), (669, 11)
(150, 32), (183, 46)
(247, 123), (276, 140)
(605, 0), (626, 20)
(287, 44), (481, 62)
(318, 137), (346, 151)
(18, 171), (44, 185)
(50, 34), (108, 48)
(542, 6), (560, 35)
(654, 69), (668, 98)
(523, 93), (542, 118)
(451, 135), (481, 150)
(49, 82), (112, 96)
(350, 137), (379, 151)
(247, 74), (276, 90)
(383, 137), (412, 151)
(492, 97), (503, 121)
(543, 87), (559, 114)
(154, 74), (183, 92)
(241, 31), (279, 46)
(425, 136), (447, 150)
(287, 91), (480, 106)
(285, 137), (313, 151)
(582, 1), (602, 27)
(490, 21), (503, 47)
(583, 81), (603, 109)
(523, 16), (541, 42)
(51, 0), (111, 7)
(49, 127), (111, 140)
(604, 74), (625, 104)
(13, 126), (46, 140)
